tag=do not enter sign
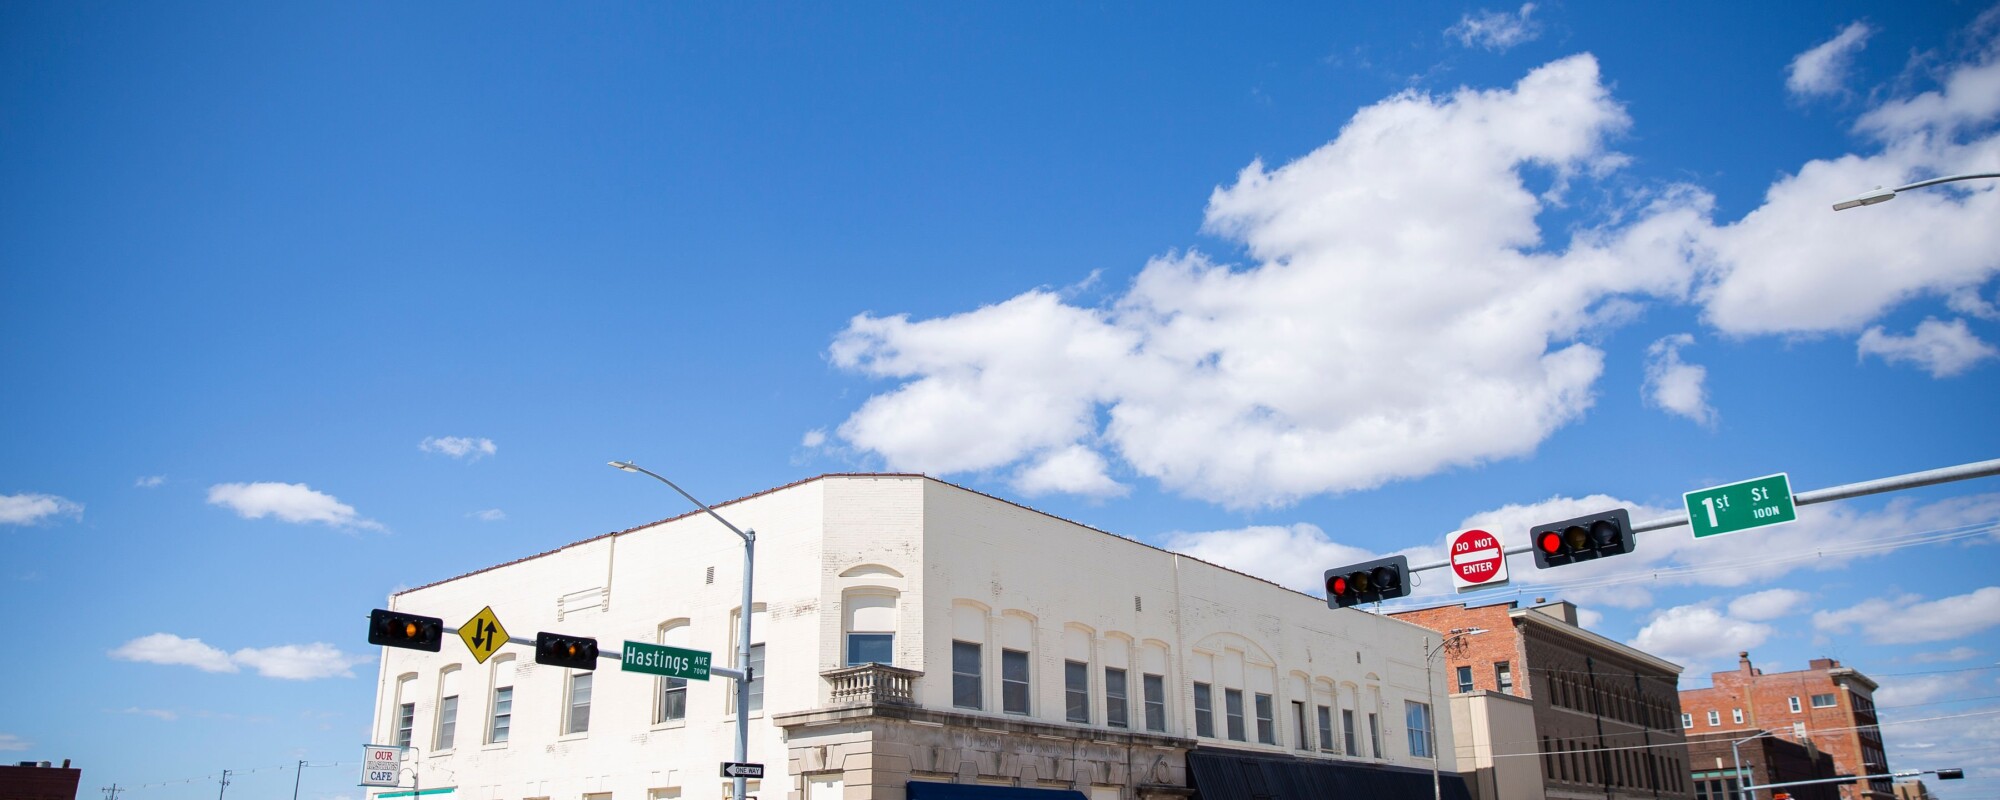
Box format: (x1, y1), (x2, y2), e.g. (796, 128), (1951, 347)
(1448, 529), (1510, 593)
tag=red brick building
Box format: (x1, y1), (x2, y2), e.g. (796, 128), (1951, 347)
(1679, 652), (1887, 800)
(1685, 729), (1840, 800)
(1392, 600), (1694, 800)
(0, 760), (81, 800)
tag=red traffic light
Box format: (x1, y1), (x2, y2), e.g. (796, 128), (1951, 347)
(1538, 531), (1564, 554)
(1328, 575), (1350, 596)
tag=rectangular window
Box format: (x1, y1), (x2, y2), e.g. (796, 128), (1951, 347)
(747, 643), (765, 713)
(847, 633), (893, 666)
(566, 672), (592, 734)
(435, 695), (458, 750)
(1292, 701), (1309, 750)
(1142, 674), (1166, 732)
(1707, 710), (1720, 726)
(1496, 662), (1513, 693)
(1193, 682), (1214, 738)
(1065, 660), (1090, 723)
(395, 702), (414, 747)
(1342, 709), (1358, 756)
(1406, 701), (1434, 758)
(1732, 708), (1744, 724)
(1224, 689), (1246, 741)
(1788, 696), (1802, 713)
(489, 686), (513, 743)
(1254, 693), (1276, 744)
(1002, 649), (1031, 715)
(952, 641), (982, 710)
(1810, 693), (1837, 708)
(1316, 705), (1334, 752)
(1368, 712), (1381, 758)
(1682, 713), (1692, 729)
(1105, 667), (1129, 728)
(658, 675), (687, 723)
(1792, 722), (1806, 740)
(1455, 665), (1473, 693)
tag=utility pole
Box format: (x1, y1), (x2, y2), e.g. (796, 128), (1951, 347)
(292, 760), (306, 800)
(217, 770), (232, 800)
(102, 784), (122, 800)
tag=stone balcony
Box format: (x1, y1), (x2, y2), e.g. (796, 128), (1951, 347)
(823, 662), (922, 707)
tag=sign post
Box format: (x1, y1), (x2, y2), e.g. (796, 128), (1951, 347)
(622, 641), (713, 681)
(1685, 473), (1797, 539)
(1447, 529), (1510, 593)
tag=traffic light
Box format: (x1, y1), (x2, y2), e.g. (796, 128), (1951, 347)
(1936, 769), (1964, 780)
(1324, 556), (1412, 608)
(535, 632), (600, 670)
(368, 609), (444, 652)
(1530, 508), (1635, 569)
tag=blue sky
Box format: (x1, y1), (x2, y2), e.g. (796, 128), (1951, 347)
(4, 1), (2000, 798)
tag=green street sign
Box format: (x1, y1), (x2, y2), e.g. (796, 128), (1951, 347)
(621, 641), (712, 681)
(1685, 473), (1797, 539)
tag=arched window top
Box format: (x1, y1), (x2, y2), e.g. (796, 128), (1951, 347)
(1190, 631), (1276, 665)
(839, 563), (904, 579)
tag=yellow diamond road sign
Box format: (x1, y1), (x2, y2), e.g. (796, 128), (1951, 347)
(458, 606), (510, 664)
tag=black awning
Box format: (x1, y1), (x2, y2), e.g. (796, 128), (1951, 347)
(1187, 748), (1472, 800)
(906, 781), (1089, 800)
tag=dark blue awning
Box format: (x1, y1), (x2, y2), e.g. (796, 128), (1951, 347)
(907, 781), (1088, 800)
(1187, 748), (1472, 800)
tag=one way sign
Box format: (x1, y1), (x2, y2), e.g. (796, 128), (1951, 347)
(721, 763), (764, 779)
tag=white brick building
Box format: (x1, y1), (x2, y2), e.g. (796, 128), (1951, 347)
(369, 474), (1470, 800)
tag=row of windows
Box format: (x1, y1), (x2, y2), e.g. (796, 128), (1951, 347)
(1543, 669), (1675, 729)
(392, 638), (768, 750)
(1452, 662), (1512, 694)
(1543, 737), (1686, 793)
(1681, 692), (1840, 730)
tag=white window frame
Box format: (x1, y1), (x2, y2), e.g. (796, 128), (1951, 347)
(433, 665), (461, 752)
(564, 670), (592, 735)
(1406, 701), (1434, 759)
(1707, 710), (1720, 726)
(1789, 696), (1802, 713)
(487, 656), (515, 745)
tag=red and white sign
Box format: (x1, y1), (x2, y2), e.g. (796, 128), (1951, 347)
(361, 744), (403, 787)
(1448, 528), (1510, 593)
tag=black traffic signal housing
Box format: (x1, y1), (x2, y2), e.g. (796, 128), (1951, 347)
(1531, 508), (1635, 569)
(1936, 769), (1964, 780)
(1324, 555), (1412, 608)
(535, 632), (600, 670)
(368, 609), (444, 652)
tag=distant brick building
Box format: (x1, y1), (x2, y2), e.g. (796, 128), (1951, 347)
(0, 760), (80, 800)
(1391, 600), (1694, 800)
(1684, 729), (1840, 800)
(1679, 652), (1888, 800)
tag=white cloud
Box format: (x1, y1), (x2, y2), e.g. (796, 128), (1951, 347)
(1874, 672), (1981, 707)
(1910, 646), (1982, 663)
(1446, 4), (1542, 52)
(1814, 586), (2000, 644)
(110, 633), (238, 673)
(135, 475), (165, 488)
(1574, 607), (1604, 629)
(0, 493), (84, 526)
(800, 429), (827, 448)
(1948, 288), (2000, 319)
(1728, 588), (1811, 621)
(207, 482), (382, 530)
(231, 643), (371, 680)
(0, 733), (28, 751)
(1012, 445), (1129, 499)
(1787, 22), (1874, 98)
(834, 55), (1708, 508)
(1629, 605), (1772, 672)
(1858, 317), (1999, 376)
(1642, 334), (1717, 426)
(420, 436), (497, 461)
(113, 707), (177, 721)
(469, 508), (506, 522)
(109, 633), (368, 680)
(1165, 523), (1387, 595)
(1699, 28), (2000, 337)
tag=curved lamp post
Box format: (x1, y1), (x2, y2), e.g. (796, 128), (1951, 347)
(1426, 627), (1488, 800)
(1831, 172), (2000, 210)
(610, 461), (758, 800)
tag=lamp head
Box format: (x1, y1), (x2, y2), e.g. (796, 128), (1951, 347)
(1832, 186), (1897, 211)
(608, 460), (639, 472)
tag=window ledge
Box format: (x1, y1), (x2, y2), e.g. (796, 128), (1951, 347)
(651, 719), (688, 732)
(558, 731), (590, 742)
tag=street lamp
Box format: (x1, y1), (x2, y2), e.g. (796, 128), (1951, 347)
(1730, 728), (1790, 800)
(1425, 627), (1488, 800)
(610, 460), (758, 800)
(1831, 172), (2000, 210)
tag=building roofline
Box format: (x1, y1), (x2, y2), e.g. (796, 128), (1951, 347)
(394, 473), (1357, 616)
(1508, 607), (1686, 675)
